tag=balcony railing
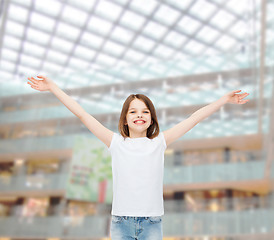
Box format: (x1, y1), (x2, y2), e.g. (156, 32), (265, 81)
(0, 159), (268, 193)
(0, 209), (273, 238)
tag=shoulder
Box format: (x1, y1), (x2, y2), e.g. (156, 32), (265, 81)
(151, 132), (167, 149)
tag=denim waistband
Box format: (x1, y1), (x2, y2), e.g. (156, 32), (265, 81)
(123, 216), (149, 220)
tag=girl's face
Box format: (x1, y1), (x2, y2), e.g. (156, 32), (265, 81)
(125, 99), (153, 138)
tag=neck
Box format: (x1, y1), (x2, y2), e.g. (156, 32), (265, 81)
(129, 131), (147, 138)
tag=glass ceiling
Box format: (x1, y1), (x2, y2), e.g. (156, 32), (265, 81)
(0, 0), (267, 95)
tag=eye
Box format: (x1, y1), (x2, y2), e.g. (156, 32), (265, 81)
(144, 111), (149, 113)
(129, 111), (135, 113)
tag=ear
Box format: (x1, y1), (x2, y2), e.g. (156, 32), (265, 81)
(150, 120), (153, 125)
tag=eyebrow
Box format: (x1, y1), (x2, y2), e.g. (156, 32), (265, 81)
(129, 108), (149, 110)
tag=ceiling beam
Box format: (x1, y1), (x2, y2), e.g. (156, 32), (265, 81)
(258, 0), (267, 133)
(0, 0), (10, 62)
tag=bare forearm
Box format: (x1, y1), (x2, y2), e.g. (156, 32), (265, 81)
(190, 97), (228, 123)
(50, 83), (86, 118)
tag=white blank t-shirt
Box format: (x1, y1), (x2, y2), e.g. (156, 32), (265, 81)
(108, 132), (167, 217)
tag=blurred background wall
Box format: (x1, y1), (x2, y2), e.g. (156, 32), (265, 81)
(0, 0), (273, 239)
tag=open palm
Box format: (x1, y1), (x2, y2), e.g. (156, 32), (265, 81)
(224, 90), (250, 104)
(27, 75), (54, 92)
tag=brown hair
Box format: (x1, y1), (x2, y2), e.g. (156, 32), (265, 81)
(118, 94), (160, 139)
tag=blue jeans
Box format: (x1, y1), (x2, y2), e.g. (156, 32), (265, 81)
(110, 215), (163, 240)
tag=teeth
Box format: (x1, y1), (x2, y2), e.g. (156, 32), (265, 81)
(135, 120), (145, 123)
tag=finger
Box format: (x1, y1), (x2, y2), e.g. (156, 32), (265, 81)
(239, 93), (249, 99)
(28, 77), (38, 84)
(27, 80), (38, 87)
(233, 90), (242, 93)
(37, 75), (46, 80)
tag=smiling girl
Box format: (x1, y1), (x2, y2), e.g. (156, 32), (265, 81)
(27, 75), (249, 240)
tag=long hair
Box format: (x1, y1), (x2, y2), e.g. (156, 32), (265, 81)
(118, 94), (160, 139)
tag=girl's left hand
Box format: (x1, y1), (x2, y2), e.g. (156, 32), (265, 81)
(222, 90), (250, 104)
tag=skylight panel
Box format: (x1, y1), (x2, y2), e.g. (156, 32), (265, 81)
(1, 60), (16, 72)
(175, 58), (195, 71)
(47, 50), (67, 65)
(153, 5), (181, 25)
(120, 10), (146, 31)
(215, 36), (237, 51)
(103, 41), (125, 56)
(97, 53), (117, 66)
(124, 49), (146, 63)
(87, 16), (113, 35)
(68, 57), (89, 70)
(23, 42), (46, 58)
(148, 62), (167, 75)
(132, 36), (156, 52)
(142, 21), (168, 39)
(189, 0), (217, 20)
(163, 30), (187, 48)
(80, 32), (104, 48)
(211, 10), (236, 29)
(225, 0), (248, 15)
(34, 0), (62, 17)
(130, 0), (158, 16)
(196, 26), (220, 43)
(184, 40), (205, 54)
(0, 70), (13, 79)
(3, 35), (21, 51)
(95, 0), (123, 21)
(74, 46), (96, 61)
(206, 55), (224, 67)
(111, 26), (134, 44)
(143, 56), (159, 65)
(95, 71), (114, 82)
(26, 28), (51, 45)
(18, 65), (38, 77)
(11, 0), (32, 7)
(1, 48), (18, 62)
(113, 0), (129, 4)
(266, 30), (274, 45)
(153, 45), (175, 59)
(194, 65), (211, 74)
(165, 0), (193, 10)
(8, 3), (29, 23)
(222, 62), (238, 71)
(67, 0), (96, 11)
(228, 21), (247, 39)
(30, 12), (55, 32)
(203, 48), (220, 56)
(115, 59), (131, 69)
(21, 54), (41, 68)
(51, 36), (74, 52)
(61, 5), (88, 27)
(177, 16), (202, 35)
(122, 67), (140, 79)
(5, 20), (25, 38)
(43, 61), (63, 73)
(56, 22), (81, 41)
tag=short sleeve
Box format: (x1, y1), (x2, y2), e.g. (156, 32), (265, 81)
(160, 132), (167, 150)
(107, 132), (118, 152)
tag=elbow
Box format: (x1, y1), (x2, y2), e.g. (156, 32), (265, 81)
(189, 114), (200, 125)
(78, 111), (88, 120)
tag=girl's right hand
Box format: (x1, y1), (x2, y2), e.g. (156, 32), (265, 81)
(27, 75), (56, 92)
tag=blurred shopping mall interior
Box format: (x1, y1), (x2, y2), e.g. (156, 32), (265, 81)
(0, 0), (273, 239)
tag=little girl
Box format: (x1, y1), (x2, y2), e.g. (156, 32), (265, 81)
(27, 75), (249, 240)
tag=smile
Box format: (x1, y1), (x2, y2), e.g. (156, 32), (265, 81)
(134, 120), (146, 124)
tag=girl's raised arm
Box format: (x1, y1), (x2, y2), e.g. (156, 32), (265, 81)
(27, 75), (113, 148)
(163, 90), (249, 146)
